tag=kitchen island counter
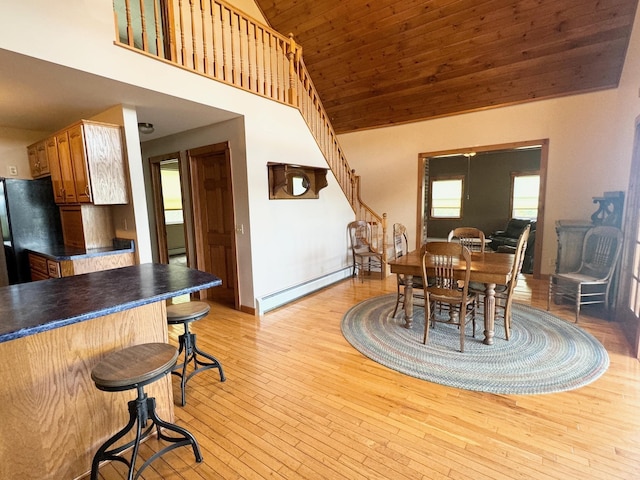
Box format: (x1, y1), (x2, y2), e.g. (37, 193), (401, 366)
(0, 263), (221, 343)
(0, 263), (221, 480)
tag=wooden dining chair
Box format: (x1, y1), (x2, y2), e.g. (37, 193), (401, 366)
(447, 227), (486, 252)
(547, 225), (623, 322)
(470, 225), (530, 340)
(391, 223), (424, 316)
(348, 220), (384, 282)
(421, 242), (476, 352)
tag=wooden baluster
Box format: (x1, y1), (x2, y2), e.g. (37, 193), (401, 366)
(220, 6), (230, 82)
(286, 33), (298, 107)
(255, 25), (263, 95)
(210, 1), (220, 78)
(124, 0), (134, 46)
(247, 21), (255, 92)
(139, 0), (149, 51)
(178, 0), (187, 66)
(188, 0), (198, 71)
(200, 0), (209, 74)
(229, 12), (238, 85)
(152, 0), (162, 56)
(239, 17), (248, 88)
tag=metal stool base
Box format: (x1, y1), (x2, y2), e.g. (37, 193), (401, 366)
(173, 329), (226, 406)
(90, 386), (202, 480)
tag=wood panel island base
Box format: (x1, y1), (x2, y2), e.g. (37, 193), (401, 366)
(0, 264), (221, 480)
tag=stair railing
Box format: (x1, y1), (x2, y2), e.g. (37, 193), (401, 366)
(113, 0), (387, 260)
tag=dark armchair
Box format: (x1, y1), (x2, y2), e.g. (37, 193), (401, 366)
(489, 219), (536, 274)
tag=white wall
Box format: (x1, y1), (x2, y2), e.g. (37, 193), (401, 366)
(0, 127), (49, 180)
(0, 0), (356, 312)
(338, 7), (640, 275)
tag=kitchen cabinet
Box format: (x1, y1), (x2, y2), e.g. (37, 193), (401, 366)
(28, 252), (72, 280)
(28, 247), (135, 282)
(45, 136), (65, 204)
(26, 140), (50, 178)
(44, 120), (129, 205)
(60, 204), (114, 249)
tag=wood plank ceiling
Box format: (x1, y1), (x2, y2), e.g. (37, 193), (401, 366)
(255, 0), (639, 134)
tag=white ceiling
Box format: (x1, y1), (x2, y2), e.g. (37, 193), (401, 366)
(0, 48), (239, 140)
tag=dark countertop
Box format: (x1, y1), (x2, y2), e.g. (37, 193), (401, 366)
(27, 238), (135, 261)
(0, 263), (222, 344)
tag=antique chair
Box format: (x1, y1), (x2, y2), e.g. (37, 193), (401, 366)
(391, 223), (424, 317)
(421, 242), (477, 352)
(547, 226), (623, 322)
(470, 225), (530, 340)
(447, 226), (487, 252)
(348, 220), (383, 281)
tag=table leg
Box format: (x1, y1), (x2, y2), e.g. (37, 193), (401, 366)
(483, 282), (496, 345)
(403, 274), (414, 328)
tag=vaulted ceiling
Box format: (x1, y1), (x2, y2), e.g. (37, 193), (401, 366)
(255, 0), (639, 134)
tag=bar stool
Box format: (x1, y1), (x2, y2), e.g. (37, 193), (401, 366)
(90, 343), (203, 480)
(166, 301), (226, 406)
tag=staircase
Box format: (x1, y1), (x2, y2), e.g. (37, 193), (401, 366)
(113, 0), (387, 260)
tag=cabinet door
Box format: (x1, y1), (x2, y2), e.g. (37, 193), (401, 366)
(46, 136), (65, 204)
(35, 141), (49, 176)
(27, 144), (39, 177)
(56, 131), (78, 203)
(83, 122), (129, 204)
(68, 124), (92, 203)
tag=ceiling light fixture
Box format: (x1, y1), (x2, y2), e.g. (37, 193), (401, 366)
(138, 122), (154, 134)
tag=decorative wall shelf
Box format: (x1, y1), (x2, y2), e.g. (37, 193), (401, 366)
(591, 191), (624, 228)
(268, 162), (328, 199)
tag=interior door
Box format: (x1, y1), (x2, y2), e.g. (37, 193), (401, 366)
(188, 142), (239, 308)
(616, 121), (640, 358)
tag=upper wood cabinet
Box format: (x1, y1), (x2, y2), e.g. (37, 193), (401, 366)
(27, 140), (50, 178)
(35, 120), (129, 205)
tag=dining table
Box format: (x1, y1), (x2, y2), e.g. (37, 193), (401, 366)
(389, 248), (515, 345)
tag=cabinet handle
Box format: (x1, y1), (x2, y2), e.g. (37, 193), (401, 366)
(85, 185), (90, 197)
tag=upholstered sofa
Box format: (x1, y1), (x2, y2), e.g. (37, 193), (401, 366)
(488, 219), (536, 273)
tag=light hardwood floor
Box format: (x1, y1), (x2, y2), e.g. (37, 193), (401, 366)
(90, 274), (640, 480)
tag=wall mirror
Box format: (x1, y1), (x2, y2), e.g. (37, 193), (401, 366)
(268, 162), (328, 199)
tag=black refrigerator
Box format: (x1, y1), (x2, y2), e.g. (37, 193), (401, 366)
(0, 177), (63, 284)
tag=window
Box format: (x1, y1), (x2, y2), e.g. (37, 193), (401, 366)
(511, 173), (540, 220)
(160, 161), (184, 225)
(430, 176), (463, 218)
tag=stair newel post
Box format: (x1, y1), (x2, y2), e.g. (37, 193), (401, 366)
(350, 169), (358, 211)
(287, 33), (299, 107)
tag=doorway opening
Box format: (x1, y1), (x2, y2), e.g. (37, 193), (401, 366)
(418, 139), (548, 277)
(150, 153), (189, 266)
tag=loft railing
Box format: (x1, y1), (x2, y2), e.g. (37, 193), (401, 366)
(113, 0), (387, 260)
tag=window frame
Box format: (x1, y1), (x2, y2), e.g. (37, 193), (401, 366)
(429, 175), (465, 220)
(510, 171), (540, 220)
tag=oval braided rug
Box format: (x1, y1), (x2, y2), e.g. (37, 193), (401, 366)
(341, 294), (609, 395)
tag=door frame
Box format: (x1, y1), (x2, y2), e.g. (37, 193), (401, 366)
(417, 139), (549, 278)
(187, 141), (240, 309)
(615, 120), (640, 358)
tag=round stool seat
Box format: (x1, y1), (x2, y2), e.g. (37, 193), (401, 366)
(92, 343), (178, 391)
(166, 301), (210, 324)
